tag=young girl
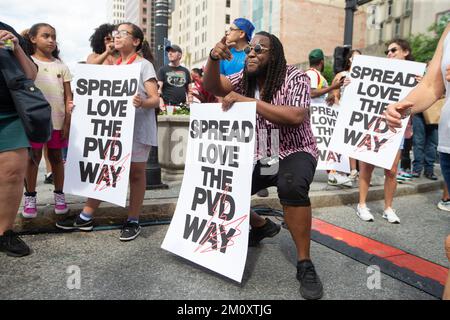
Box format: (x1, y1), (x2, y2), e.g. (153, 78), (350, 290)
(22, 23), (72, 218)
(56, 23), (159, 241)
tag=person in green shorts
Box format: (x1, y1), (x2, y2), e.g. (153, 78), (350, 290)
(0, 21), (38, 257)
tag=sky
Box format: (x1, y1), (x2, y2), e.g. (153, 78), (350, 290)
(0, 0), (108, 72)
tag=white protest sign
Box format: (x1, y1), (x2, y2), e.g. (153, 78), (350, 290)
(329, 55), (426, 169)
(161, 103), (256, 283)
(64, 64), (141, 207)
(310, 103), (350, 173)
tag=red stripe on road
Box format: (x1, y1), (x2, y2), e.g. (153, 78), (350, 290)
(312, 218), (449, 285)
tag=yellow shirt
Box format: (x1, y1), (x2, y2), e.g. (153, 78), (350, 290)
(32, 57), (72, 130)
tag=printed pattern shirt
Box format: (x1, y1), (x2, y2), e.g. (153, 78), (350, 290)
(228, 65), (318, 161)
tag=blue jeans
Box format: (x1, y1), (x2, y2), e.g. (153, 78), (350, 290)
(440, 152), (450, 189)
(412, 115), (438, 175)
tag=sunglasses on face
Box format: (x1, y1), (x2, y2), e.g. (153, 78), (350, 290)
(385, 47), (398, 55)
(112, 30), (131, 38)
(244, 44), (270, 55)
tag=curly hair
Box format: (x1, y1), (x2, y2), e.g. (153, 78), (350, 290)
(89, 23), (115, 54)
(242, 31), (287, 103)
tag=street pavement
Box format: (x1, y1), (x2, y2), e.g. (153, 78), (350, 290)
(1, 190), (448, 300)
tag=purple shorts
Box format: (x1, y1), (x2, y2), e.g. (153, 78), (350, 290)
(30, 130), (68, 150)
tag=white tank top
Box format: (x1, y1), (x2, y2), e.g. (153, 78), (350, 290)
(439, 31), (450, 154)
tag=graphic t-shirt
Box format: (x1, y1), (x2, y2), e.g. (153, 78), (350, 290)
(157, 65), (191, 105)
(306, 67), (329, 105)
(31, 57), (72, 130)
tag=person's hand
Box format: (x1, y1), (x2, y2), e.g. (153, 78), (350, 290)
(384, 100), (413, 132)
(133, 94), (143, 108)
(446, 65), (450, 82)
(415, 75), (423, 83)
(343, 77), (351, 87)
(222, 92), (255, 111)
(0, 29), (19, 48)
(331, 76), (346, 90)
(211, 37), (235, 61)
(326, 94), (336, 106)
(105, 41), (115, 55)
(67, 101), (75, 114)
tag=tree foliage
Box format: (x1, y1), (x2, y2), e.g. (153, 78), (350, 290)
(409, 13), (450, 63)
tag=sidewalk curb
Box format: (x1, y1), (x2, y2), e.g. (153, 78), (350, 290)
(14, 180), (444, 234)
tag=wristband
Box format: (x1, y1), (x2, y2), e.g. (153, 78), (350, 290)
(209, 49), (220, 61)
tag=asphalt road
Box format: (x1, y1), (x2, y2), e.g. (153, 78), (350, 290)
(1, 190), (448, 301)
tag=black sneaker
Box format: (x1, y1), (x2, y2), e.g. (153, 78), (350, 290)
(56, 215), (94, 231)
(424, 173), (438, 181)
(297, 260), (324, 300)
(119, 222), (141, 241)
(44, 172), (54, 184)
(248, 218), (281, 247)
(256, 188), (269, 197)
(0, 230), (31, 257)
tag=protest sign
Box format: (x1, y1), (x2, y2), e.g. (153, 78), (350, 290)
(310, 103), (350, 172)
(329, 55), (426, 169)
(64, 64), (141, 207)
(161, 103), (256, 283)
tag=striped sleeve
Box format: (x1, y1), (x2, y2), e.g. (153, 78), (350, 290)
(285, 68), (311, 109)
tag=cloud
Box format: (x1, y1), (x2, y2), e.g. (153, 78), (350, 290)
(0, 0), (108, 71)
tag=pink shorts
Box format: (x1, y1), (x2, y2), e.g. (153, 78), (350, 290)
(30, 130), (68, 150)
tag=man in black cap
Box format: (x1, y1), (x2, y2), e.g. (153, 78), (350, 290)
(157, 44), (191, 108)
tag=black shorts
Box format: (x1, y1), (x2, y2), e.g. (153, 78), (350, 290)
(252, 152), (317, 207)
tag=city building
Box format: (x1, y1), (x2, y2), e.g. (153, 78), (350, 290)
(107, 0), (126, 25)
(168, 0), (241, 68)
(125, 0), (156, 55)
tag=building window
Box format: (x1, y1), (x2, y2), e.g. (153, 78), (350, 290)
(394, 18), (401, 37)
(225, 14), (230, 24)
(226, 0), (231, 8)
(387, 0), (393, 17)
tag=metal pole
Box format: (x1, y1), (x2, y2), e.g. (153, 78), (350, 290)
(155, 0), (169, 70)
(146, 0), (169, 190)
(344, 0), (373, 46)
(344, 0), (357, 46)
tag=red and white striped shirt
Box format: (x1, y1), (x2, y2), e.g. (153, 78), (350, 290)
(228, 65), (318, 161)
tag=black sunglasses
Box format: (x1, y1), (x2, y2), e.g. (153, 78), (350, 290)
(385, 47), (398, 55)
(244, 44), (270, 55)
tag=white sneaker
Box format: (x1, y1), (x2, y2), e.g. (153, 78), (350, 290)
(438, 200), (450, 212)
(383, 208), (401, 224)
(328, 173), (353, 187)
(356, 204), (374, 222)
(349, 170), (359, 181)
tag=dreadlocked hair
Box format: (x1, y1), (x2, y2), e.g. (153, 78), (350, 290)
(242, 31), (287, 103)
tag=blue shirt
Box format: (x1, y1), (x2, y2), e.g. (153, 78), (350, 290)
(220, 48), (246, 76)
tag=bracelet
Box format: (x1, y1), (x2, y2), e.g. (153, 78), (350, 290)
(209, 49), (220, 61)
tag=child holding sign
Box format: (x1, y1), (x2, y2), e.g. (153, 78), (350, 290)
(21, 23), (73, 218)
(56, 23), (159, 241)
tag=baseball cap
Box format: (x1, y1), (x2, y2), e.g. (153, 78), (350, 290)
(309, 49), (324, 61)
(233, 18), (255, 43)
(165, 44), (183, 54)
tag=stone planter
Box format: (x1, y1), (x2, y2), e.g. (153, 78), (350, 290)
(157, 115), (190, 183)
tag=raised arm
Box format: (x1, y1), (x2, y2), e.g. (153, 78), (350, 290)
(385, 24), (450, 129)
(203, 37), (235, 97)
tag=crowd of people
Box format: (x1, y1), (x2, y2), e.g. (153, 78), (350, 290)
(0, 16), (449, 300)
